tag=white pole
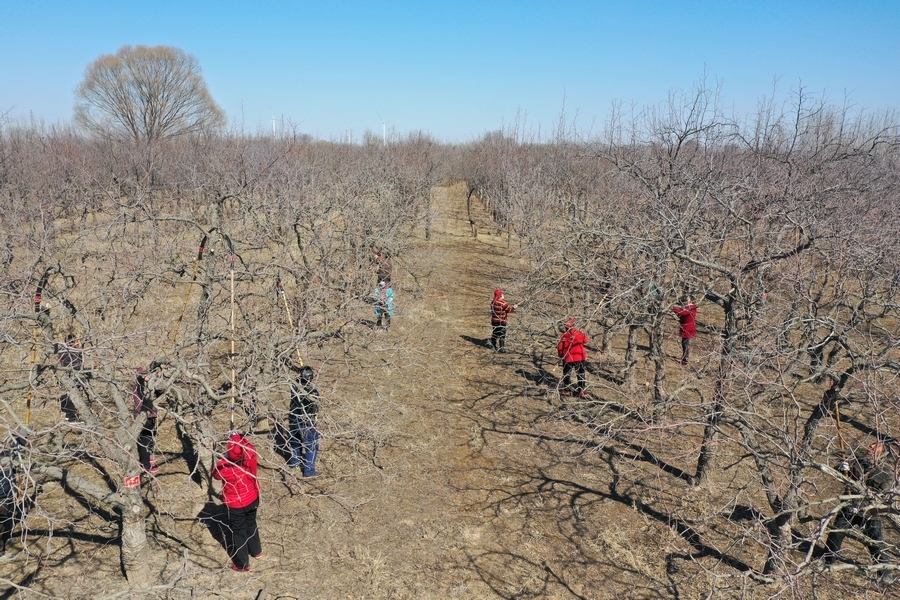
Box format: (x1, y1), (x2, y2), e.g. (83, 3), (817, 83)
(272, 118), (276, 139)
(382, 122), (386, 146)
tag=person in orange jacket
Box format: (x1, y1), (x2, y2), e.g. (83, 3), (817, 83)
(212, 433), (262, 572)
(557, 318), (588, 397)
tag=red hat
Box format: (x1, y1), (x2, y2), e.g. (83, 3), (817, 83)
(494, 289), (503, 298)
(226, 433), (244, 461)
(565, 318), (576, 329)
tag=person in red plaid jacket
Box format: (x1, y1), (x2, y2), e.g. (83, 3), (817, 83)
(490, 289), (517, 353)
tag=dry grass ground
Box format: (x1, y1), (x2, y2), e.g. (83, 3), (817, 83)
(1, 183), (894, 599)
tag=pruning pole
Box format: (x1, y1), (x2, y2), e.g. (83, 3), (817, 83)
(229, 242), (236, 429)
(586, 294), (609, 324)
(27, 268), (51, 428)
(171, 234), (208, 350)
(834, 399), (847, 453)
(24, 328), (38, 428)
(276, 277), (303, 367)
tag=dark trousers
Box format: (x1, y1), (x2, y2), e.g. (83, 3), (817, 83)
(60, 394), (79, 422)
(562, 361), (586, 394)
(224, 497), (262, 569)
(825, 508), (885, 562)
(491, 323), (507, 350)
(681, 337), (691, 362)
(137, 417), (157, 470)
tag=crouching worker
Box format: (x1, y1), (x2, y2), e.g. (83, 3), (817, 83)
(288, 365), (321, 477)
(824, 441), (895, 584)
(212, 433), (262, 572)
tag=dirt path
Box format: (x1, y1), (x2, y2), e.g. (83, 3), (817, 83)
(255, 183), (558, 598)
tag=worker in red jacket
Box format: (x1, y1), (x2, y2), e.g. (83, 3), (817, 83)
(557, 318), (588, 397)
(671, 297), (697, 364)
(212, 433), (262, 572)
(490, 289), (517, 353)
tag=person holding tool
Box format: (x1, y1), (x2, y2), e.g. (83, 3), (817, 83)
(212, 432), (262, 572)
(671, 296), (697, 364)
(557, 318), (589, 397)
(288, 365), (321, 477)
(824, 440), (895, 584)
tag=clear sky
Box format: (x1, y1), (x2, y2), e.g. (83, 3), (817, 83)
(2, 1), (899, 142)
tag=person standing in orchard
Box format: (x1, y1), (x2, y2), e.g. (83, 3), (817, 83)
(490, 289), (517, 353)
(212, 433), (262, 572)
(374, 280), (394, 331)
(824, 440), (895, 584)
(557, 318), (588, 397)
(373, 249), (393, 286)
(288, 365), (321, 477)
(671, 297), (697, 364)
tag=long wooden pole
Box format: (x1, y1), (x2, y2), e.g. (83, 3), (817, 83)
(276, 277), (303, 367)
(170, 234), (208, 350)
(229, 242), (236, 429)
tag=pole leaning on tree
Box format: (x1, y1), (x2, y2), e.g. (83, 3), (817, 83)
(275, 276), (304, 367)
(25, 268), (53, 428)
(224, 233), (237, 429)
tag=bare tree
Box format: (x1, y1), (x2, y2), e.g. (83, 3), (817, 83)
(74, 45), (224, 145)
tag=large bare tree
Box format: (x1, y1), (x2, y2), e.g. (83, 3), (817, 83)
(74, 45), (224, 144)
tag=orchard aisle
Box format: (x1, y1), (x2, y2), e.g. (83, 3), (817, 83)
(270, 183), (537, 598)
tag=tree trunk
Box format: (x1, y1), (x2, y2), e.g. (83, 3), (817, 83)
(695, 298), (735, 485)
(647, 320), (667, 406)
(120, 485), (150, 587)
(624, 324), (639, 385)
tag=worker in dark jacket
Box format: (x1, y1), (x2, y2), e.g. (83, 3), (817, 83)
(58, 334), (89, 422)
(373, 249), (393, 285)
(289, 366), (321, 477)
(133, 367), (159, 473)
(490, 289), (517, 353)
(557, 318), (589, 397)
(825, 441), (895, 582)
(671, 297), (697, 364)
(212, 433), (262, 572)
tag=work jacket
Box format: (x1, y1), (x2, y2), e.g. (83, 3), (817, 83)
(557, 328), (588, 363)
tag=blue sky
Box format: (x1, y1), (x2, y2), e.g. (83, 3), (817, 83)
(2, 1), (899, 142)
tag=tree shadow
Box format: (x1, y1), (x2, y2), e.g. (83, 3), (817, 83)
(461, 335), (492, 349)
(175, 421), (202, 486)
(196, 501), (228, 553)
(271, 420), (293, 464)
(515, 368), (557, 388)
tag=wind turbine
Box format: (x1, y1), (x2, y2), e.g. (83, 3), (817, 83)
(376, 111), (386, 146)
